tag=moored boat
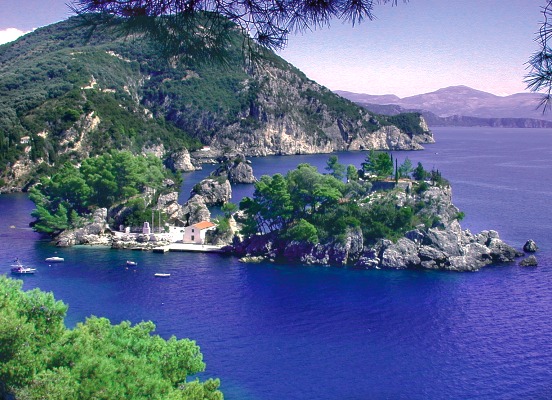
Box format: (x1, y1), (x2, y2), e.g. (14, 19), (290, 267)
(154, 273), (170, 277)
(11, 260), (36, 274)
(45, 256), (64, 262)
(126, 261), (138, 266)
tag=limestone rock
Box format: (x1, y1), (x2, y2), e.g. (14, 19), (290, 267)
(157, 191), (183, 222)
(190, 177), (232, 205)
(379, 238), (421, 269)
(181, 195), (211, 225)
(519, 255), (538, 267)
(487, 238), (523, 263)
(56, 208), (111, 246)
(239, 255), (265, 263)
(165, 149), (200, 172)
(423, 227), (463, 256)
(355, 248), (381, 269)
(523, 239), (538, 253)
(228, 160), (255, 184)
(447, 243), (492, 271)
(213, 155), (256, 184)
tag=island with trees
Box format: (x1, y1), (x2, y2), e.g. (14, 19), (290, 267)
(233, 153), (522, 271)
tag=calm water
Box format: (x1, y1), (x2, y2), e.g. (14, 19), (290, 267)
(1, 127), (551, 399)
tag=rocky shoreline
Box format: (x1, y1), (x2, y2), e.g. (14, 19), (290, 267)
(230, 222), (526, 272)
(230, 185), (533, 272)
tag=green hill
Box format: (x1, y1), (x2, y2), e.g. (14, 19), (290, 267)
(0, 15), (433, 191)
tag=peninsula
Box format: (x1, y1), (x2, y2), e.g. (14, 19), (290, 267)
(29, 150), (524, 272)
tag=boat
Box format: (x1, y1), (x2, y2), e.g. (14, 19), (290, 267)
(45, 256), (64, 262)
(154, 273), (170, 278)
(126, 261), (138, 266)
(11, 260), (36, 275)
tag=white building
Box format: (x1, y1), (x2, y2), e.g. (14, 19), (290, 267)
(183, 221), (216, 244)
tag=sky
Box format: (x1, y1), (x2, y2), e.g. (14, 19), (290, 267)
(0, 0), (544, 98)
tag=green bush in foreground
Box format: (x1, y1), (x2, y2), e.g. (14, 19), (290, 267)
(0, 276), (222, 400)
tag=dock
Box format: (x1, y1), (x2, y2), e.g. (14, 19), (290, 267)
(152, 243), (225, 253)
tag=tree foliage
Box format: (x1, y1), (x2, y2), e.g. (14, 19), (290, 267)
(70, 0), (404, 55)
(0, 276), (222, 399)
(325, 155), (346, 180)
(526, 0), (552, 111)
(239, 157), (440, 246)
(397, 157), (413, 178)
(29, 150), (175, 234)
(361, 150), (393, 179)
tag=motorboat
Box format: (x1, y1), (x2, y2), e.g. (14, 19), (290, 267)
(45, 256), (64, 262)
(126, 261), (138, 266)
(154, 273), (170, 278)
(11, 260), (36, 274)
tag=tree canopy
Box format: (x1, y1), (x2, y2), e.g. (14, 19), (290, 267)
(239, 158), (442, 246)
(0, 276), (222, 399)
(526, 1), (552, 110)
(70, 0), (404, 57)
(29, 150), (176, 234)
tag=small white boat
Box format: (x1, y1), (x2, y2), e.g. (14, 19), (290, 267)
(154, 273), (170, 278)
(11, 260), (36, 275)
(45, 256), (64, 263)
(126, 261), (138, 266)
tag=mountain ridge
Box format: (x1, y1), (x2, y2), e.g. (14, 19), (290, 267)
(335, 86), (551, 123)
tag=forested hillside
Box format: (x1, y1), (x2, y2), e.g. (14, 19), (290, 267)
(0, 15), (432, 191)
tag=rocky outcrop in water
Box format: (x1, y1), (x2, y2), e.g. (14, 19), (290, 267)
(181, 195), (211, 225)
(190, 177), (232, 206)
(523, 239), (538, 253)
(212, 155), (256, 184)
(56, 208), (112, 247)
(519, 255), (538, 267)
(165, 149), (201, 172)
(354, 224), (522, 271)
(231, 185), (523, 272)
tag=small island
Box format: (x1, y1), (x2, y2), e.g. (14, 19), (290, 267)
(232, 152), (522, 271)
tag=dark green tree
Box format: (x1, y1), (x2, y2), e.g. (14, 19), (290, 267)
(412, 161), (427, 181)
(70, 0), (403, 55)
(362, 150), (393, 179)
(285, 219), (319, 244)
(526, 0), (552, 110)
(221, 202), (238, 218)
(346, 164), (359, 182)
(398, 157), (413, 178)
(325, 155), (346, 180)
(29, 150), (175, 234)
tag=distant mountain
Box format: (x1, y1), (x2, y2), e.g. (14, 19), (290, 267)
(354, 102), (552, 129)
(335, 86), (552, 123)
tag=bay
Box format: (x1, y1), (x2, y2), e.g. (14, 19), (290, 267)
(1, 127), (551, 399)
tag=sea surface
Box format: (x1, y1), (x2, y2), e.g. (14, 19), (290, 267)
(1, 127), (551, 399)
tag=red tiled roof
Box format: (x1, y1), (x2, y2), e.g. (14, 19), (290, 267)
(192, 221), (216, 230)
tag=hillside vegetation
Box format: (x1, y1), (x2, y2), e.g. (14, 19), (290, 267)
(0, 15), (431, 191)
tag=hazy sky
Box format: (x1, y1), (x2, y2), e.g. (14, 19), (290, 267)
(0, 0), (544, 97)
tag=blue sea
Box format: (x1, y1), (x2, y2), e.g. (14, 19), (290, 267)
(1, 127), (551, 399)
